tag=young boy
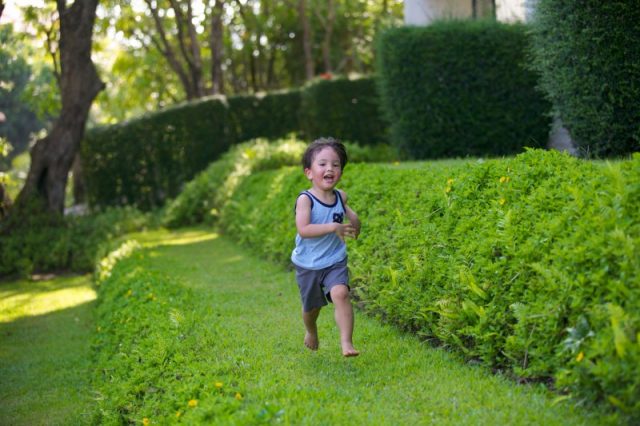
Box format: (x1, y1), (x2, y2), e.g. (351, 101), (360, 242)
(291, 137), (361, 357)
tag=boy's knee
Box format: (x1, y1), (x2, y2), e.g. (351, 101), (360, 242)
(330, 284), (349, 302)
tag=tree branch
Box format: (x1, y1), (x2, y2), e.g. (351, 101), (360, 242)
(144, 0), (194, 98)
(168, 0), (195, 70)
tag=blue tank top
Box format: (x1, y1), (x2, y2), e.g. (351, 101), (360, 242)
(291, 190), (347, 270)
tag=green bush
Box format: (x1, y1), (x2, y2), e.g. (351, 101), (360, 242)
(92, 248), (244, 424)
(82, 79), (387, 210)
(227, 89), (301, 142)
(162, 136), (399, 228)
(300, 76), (387, 146)
(376, 20), (551, 159)
(0, 204), (153, 278)
(219, 149), (640, 420)
(529, 0), (640, 157)
(82, 96), (232, 210)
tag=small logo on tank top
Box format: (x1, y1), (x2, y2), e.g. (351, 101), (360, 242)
(333, 212), (344, 223)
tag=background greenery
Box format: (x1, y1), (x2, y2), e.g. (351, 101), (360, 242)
(376, 20), (551, 159)
(81, 78), (387, 210)
(529, 0), (640, 157)
(300, 76), (388, 145)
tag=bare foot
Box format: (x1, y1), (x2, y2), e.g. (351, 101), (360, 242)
(304, 332), (319, 351)
(342, 343), (360, 357)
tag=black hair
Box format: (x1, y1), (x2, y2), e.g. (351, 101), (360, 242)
(301, 137), (348, 170)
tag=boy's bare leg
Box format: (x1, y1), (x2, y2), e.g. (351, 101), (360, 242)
(330, 285), (360, 357)
(302, 307), (321, 350)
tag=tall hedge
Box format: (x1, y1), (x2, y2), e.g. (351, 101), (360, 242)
(376, 20), (551, 159)
(82, 79), (386, 210)
(219, 150), (640, 420)
(529, 0), (640, 157)
(227, 89), (301, 142)
(299, 76), (387, 145)
(82, 96), (231, 210)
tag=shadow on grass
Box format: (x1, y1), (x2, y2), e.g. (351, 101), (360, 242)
(0, 291), (95, 425)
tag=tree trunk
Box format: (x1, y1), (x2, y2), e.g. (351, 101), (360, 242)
(321, 0), (335, 73)
(210, 0), (225, 94)
(71, 153), (86, 204)
(15, 0), (104, 215)
(299, 0), (314, 80)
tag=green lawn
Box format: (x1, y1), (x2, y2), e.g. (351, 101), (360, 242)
(0, 274), (95, 425)
(1, 228), (616, 424)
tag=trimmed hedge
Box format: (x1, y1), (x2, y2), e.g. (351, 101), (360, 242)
(529, 0), (640, 157)
(162, 137), (306, 228)
(376, 20), (551, 159)
(299, 76), (387, 145)
(82, 96), (232, 210)
(162, 137), (399, 229)
(92, 247), (245, 424)
(82, 79), (387, 210)
(227, 89), (301, 142)
(218, 149), (640, 420)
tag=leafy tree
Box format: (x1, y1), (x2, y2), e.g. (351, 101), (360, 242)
(12, 0), (104, 216)
(93, 0), (403, 122)
(0, 24), (52, 159)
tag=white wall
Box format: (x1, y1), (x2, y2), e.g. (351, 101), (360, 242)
(404, 0), (536, 25)
(496, 0), (538, 23)
(404, 0), (472, 26)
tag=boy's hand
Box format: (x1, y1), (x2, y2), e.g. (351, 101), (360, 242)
(334, 223), (357, 241)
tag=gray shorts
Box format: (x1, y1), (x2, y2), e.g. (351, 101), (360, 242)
(294, 257), (350, 312)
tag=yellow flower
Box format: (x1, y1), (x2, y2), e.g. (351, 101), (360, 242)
(188, 399), (198, 408)
(499, 198), (506, 205)
(176, 411), (182, 418)
(447, 178), (454, 185)
(126, 289), (133, 297)
(445, 186), (452, 194)
(235, 392), (243, 401)
(142, 418), (150, 426)
(215, 382), (223, 389)
(576, 351), (584, 362)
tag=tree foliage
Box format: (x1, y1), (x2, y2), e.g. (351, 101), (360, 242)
(94, 0), (403, 122)
(0, 24), (55, 159)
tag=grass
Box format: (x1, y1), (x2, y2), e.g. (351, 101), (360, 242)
(0, 273), (96, 425)
(121, 228), (614, 425)
(1, 227), (617, 424)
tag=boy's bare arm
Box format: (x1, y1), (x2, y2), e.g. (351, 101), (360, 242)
(296, 194), (356, 240)
(339, 190), (361, 238)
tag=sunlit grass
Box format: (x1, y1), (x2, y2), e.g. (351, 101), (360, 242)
(0, 274), (96, 323)
(122, 227), (218, 248)
(0, 274), (95, 425)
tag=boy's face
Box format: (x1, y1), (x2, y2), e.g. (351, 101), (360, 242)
(305, 146), (342, 191)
